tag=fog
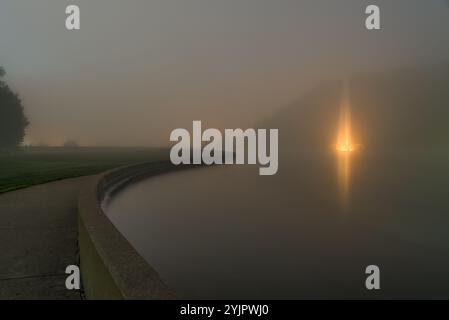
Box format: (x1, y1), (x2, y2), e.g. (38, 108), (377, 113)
(1, 0), (448, 146)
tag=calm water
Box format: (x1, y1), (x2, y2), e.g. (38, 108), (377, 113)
(105, 150), (449, 299)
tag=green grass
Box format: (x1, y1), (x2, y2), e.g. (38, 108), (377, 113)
(0, 147), (169, 193)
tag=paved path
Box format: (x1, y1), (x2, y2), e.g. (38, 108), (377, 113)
(0, 177), (89, 300)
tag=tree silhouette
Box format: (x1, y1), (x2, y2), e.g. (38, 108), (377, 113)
(0, 67), (29, 149)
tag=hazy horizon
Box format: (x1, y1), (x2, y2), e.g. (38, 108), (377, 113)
(1, 0), (449, 146)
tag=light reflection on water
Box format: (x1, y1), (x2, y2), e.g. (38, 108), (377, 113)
(105, 151), (449, 299)
(337, 151), (351, 210)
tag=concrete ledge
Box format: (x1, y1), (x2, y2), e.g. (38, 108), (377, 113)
(78, 161), (182, 300)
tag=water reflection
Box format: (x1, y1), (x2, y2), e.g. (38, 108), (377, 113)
(105, 153), (449, 299)
(337, 151), (351, 209)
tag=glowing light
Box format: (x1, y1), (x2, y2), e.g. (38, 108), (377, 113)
(335, 97), (357, 153)
(337, 143), (355, 153)
(334, 83), (361, 212)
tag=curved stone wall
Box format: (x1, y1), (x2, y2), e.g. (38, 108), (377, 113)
(77, 161), (181, 299)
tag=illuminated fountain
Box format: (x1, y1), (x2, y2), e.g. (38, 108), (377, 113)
(336, 97), (357, 153)
(334, 90), (360, 210)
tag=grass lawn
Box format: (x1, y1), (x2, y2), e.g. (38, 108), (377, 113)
(0, 147), (169, 194)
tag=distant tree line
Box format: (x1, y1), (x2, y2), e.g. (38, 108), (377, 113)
(63, 140), (79, 148)
(0, 67), (29, 150)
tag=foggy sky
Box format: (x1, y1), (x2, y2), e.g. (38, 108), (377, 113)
(1, 0), (448, 146)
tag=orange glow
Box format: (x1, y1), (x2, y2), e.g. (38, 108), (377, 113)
(334, 85), (360, 211)
(337, 149), (351, 209)
(336, 98), (356, 153)
(337, 143), (355, 153)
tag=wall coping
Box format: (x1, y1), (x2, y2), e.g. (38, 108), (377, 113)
(78, 161), (182, 299)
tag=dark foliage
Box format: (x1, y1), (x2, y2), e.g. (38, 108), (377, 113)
(0, 67), (29, 149)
